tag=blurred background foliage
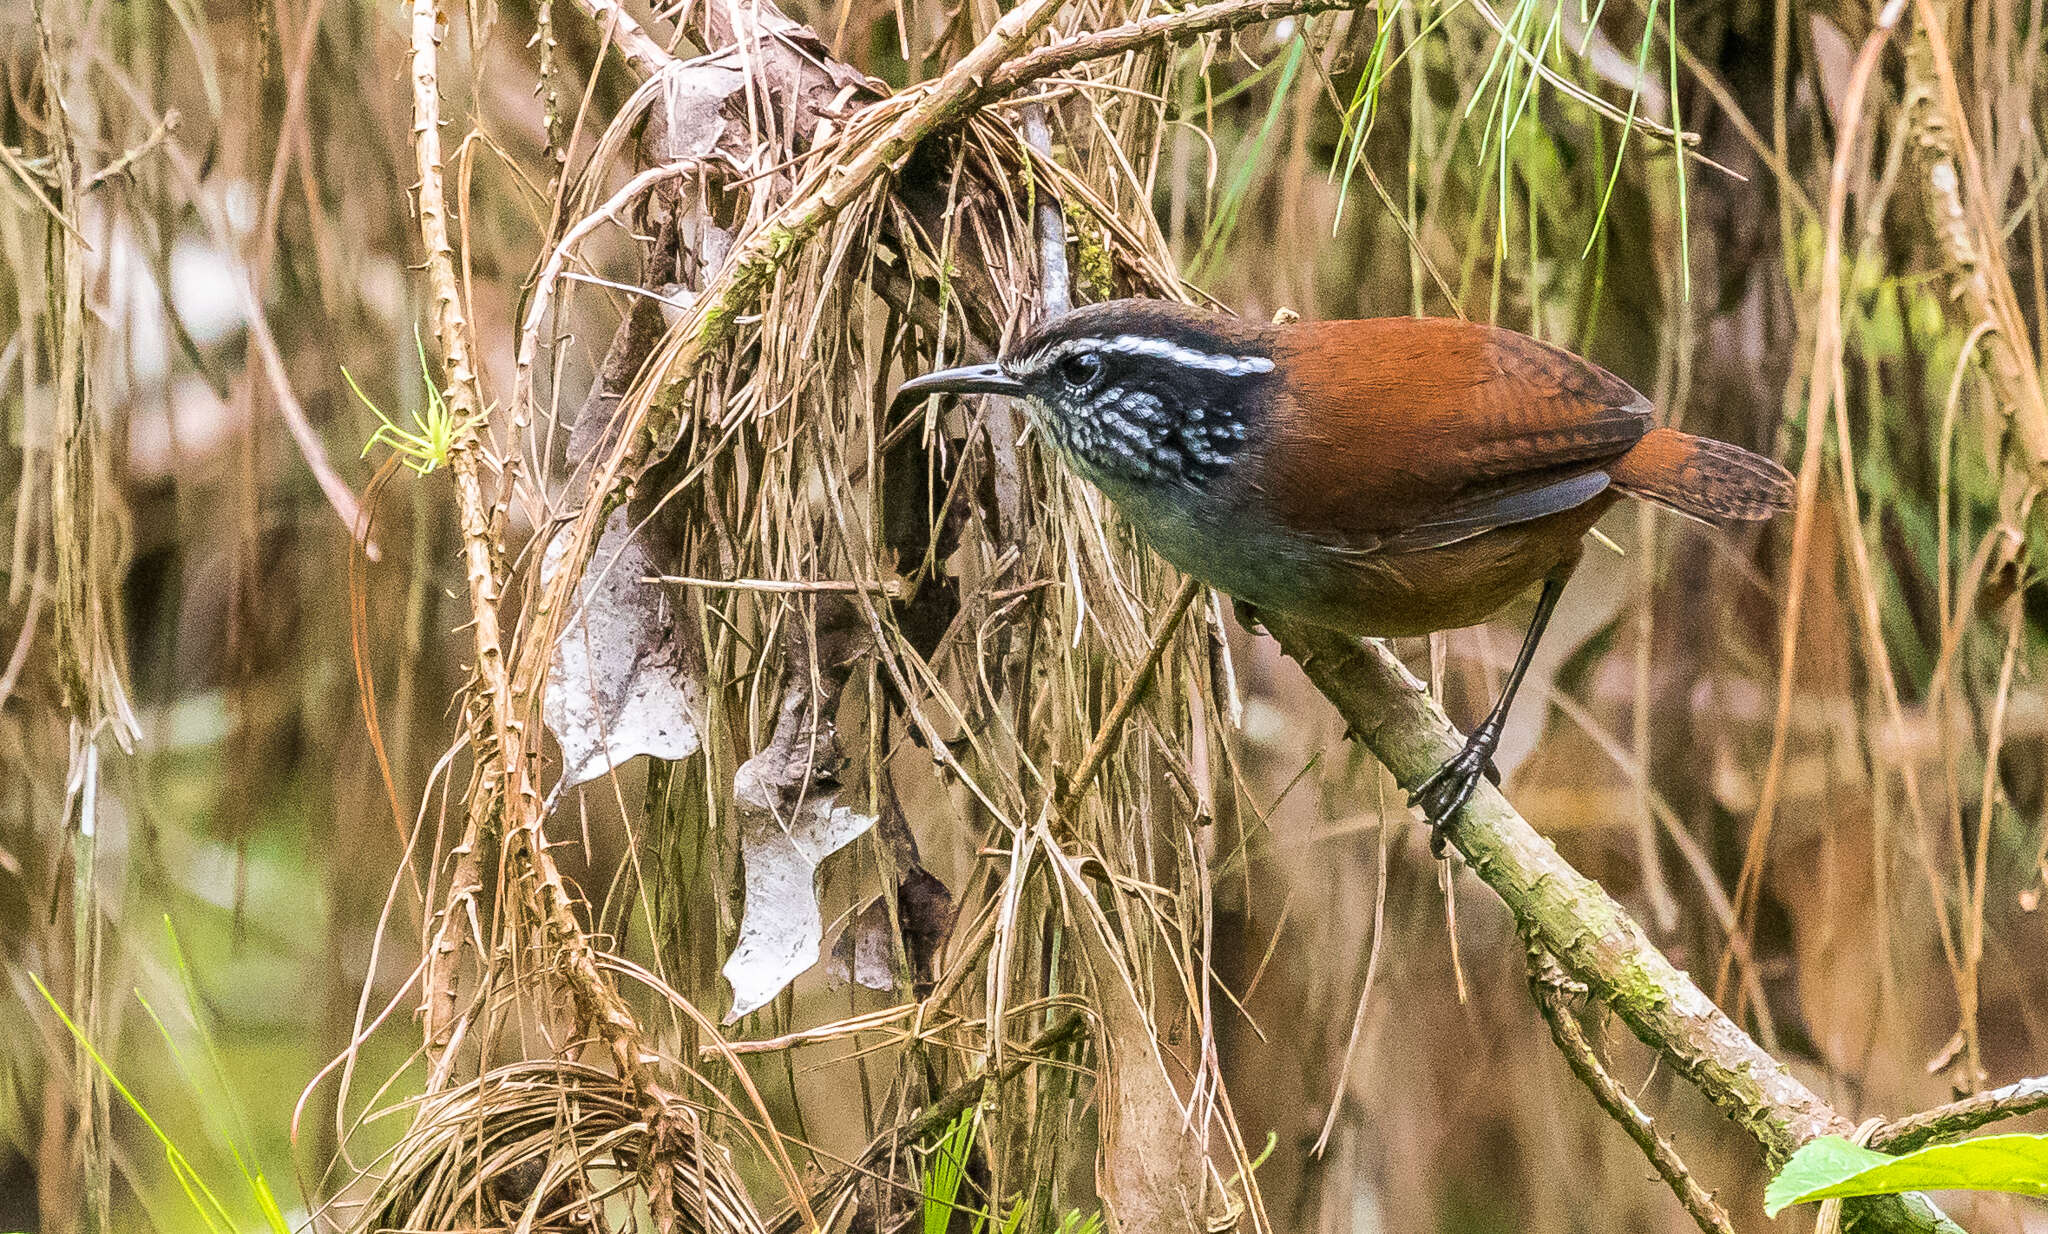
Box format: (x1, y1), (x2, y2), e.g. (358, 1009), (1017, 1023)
(2, 0), (2046, 1231)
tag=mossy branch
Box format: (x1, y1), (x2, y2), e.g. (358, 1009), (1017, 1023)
(1261, 615), (1966, 1234)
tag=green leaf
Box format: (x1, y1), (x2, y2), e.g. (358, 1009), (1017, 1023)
(1765, 1134), (2048, 1217)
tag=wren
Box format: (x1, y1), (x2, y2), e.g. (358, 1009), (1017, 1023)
(893, 299), (1793, 852)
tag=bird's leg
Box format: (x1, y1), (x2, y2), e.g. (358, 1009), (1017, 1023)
(1409, 567), (1571, 857)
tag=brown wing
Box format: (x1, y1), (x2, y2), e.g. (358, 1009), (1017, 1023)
(1249, 317), (1653, 552)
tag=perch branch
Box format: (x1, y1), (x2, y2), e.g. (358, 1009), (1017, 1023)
(1261, 615), (1964, 1234)
(1528, 950), (1736, 1234)
(1871, 1076), (2048, 1154)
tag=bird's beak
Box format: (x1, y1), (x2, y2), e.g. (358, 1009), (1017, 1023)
(889, 362), (1024, 416)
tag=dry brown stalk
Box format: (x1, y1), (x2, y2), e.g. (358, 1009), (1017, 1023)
(1905, 0), (2048, 483)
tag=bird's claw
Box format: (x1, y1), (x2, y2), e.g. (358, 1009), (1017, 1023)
(1408, 739), (1495, 858)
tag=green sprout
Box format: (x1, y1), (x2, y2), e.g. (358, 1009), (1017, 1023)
(348, 328), (458, 474)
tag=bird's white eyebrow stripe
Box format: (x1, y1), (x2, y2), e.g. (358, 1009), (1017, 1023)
(1012, 335), (1276, 377)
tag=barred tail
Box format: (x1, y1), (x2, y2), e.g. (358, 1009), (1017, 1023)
(1609, 427), (1795, 524)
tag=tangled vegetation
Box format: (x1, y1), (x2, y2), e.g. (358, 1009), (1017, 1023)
(2, 0), (2046, 1231)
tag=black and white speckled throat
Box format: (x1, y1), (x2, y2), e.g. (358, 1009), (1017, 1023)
(1030, 383), (1252, 487)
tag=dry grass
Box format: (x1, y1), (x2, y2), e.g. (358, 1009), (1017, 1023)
(2, 0), (2046, 1232)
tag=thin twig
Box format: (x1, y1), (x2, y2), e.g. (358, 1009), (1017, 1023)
(1528, 949), (1737, 1234)
(512, 158), (711, 422)
(650, 574), (904, 596)
(1871, 1075), (2048, 1153)
(567, 0), (679, 76)
(1055, 576), (1202, 813)
(83, 107), (178, 192)
(985, 0), (1366, 98)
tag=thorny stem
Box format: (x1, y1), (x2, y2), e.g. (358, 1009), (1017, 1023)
(408, 2), (671, 1150)
(1527, 950), (1736, 1234)
(408, 0), (509, 1082)
(1263, 616), (1965, 1234)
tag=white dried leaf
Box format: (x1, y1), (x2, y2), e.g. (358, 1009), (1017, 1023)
(719, 603), (872, 1021)
(542, 510), (702, 787)
(722, 791), (876, 1021)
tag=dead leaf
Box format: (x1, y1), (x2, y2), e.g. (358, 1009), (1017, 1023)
(724, 784), (876, 1020)
(543, 512), (703, 788)
(828, 897), (896, 992)
(826, 863), (956, 995)
(543, 300), (704, 790)
(723, 599), (877, 1022)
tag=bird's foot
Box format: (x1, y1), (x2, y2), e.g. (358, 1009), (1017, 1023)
(1408, 722), (1503, 858)
(1232, 598), (1267, 635)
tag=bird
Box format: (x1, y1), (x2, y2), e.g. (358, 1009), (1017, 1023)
(892, 299), (1794, 851)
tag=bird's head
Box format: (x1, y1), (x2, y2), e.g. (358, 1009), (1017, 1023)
(892, 299), (1280, 488)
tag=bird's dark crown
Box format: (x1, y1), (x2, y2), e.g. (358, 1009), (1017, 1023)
(1000, 300), (1279, 488)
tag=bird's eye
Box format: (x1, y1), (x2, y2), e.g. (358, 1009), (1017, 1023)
(1056, 352), (1104, 390)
